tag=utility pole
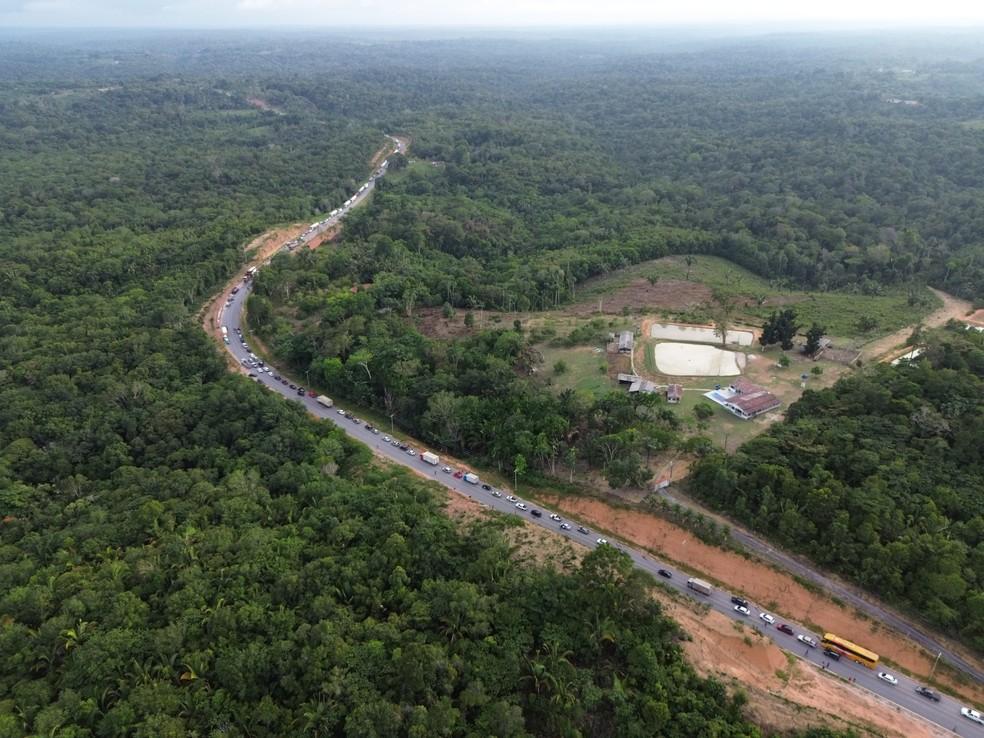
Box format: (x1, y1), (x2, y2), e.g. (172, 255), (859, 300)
(929, 651), (942, 682)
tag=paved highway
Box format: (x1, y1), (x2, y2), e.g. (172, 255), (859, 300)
(213, 138), (981, 737)
(656, 487), (984, 687)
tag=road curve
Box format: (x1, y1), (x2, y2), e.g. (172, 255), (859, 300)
(211, 136), (980, 737)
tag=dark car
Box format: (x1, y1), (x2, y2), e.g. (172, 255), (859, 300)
(297, 388), (306, 396)
(281, 378), (289, 385)
(730, 596), (749, 608)
(481, 483), (492, 491)
(530, 509), (543, 518)
(823, 648), (841, 661)
(914, 686), (940, 702)
(657, 569), (673, 579)
(273, 374), (281, 381)
(777, 624), (795, 636)
(398, 442), (409, 450)
(289, 383), (297, 390)
(577, 526), (589, 534)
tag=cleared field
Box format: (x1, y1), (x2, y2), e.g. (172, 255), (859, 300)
(572, 255), (939, 340)
(538, 344), (611, 397)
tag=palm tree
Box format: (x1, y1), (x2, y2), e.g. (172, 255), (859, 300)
(684, 254), (696, 281)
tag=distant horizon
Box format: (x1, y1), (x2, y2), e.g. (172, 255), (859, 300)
(3, 0), (984, 32)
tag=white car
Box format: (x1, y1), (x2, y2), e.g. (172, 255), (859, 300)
(549, 513), (561, 522)
(797, 635), (817, 648)
(559, 523), (571, 530)
(337, 409), (346, 415)
(441, 466), (452, 474)
(734, 605), (750, 616)
(506, 495), (518, 503)
(491, 490), (502, 498)
(759, 613), (776, 625)
(406, 449), (416, 456)
(596, 538), (609, 545)
(877, 672), (898, 686)
(962, 708), (984, 726)
(382, 435), (390, 442)
(515, 502), (527, 511)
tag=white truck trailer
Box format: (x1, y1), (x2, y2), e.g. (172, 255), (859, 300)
(463, 472), (479, 485)
(687, 578), (713, 596)
(316, 395), (334, 408)
(421, 451), (439, 466)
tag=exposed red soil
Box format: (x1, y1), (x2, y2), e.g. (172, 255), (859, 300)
(543, 495), (984, 706)
(664, 597), (952, 738)
(245, 97), (281, 114)
(864, 287), (973, 363)
(965, 308), (984, 328)
(571, 278), (712, 315)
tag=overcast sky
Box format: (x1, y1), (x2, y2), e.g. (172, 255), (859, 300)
(2, 0), (984, 28)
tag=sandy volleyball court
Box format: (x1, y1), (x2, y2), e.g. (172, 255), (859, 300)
(652, 342), (745, 376)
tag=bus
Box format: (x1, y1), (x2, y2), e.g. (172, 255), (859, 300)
(821, 633), (879, 669)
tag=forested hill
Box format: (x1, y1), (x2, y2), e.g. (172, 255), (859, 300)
(691, 326), (984, 651)
(0, 37), (859, 737)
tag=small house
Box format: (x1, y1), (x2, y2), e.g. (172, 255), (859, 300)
(667, 384), (682, 404)
(618, 331), (634, 353)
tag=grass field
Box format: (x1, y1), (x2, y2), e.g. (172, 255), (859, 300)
(538, 344), (612, 397)
(575, 255), (939, 340)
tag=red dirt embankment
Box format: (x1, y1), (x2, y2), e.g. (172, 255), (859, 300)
(444, 491), (949, 737)
(664, 597), (952, 738)
(546, 495), (984, 706)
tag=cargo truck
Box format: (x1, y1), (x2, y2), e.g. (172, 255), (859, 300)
(463, 472), (479, 485)
(687, 578), (713, 596)
(316, 395), (334, 409)
(421, 451), (439, 466)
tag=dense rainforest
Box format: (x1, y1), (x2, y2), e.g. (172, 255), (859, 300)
(691, 326), (984, 651)
(251, 33), (984, 492)
(0, 33), (872, 737)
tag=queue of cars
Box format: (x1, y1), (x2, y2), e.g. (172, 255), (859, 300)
(226, 157), (984, 735)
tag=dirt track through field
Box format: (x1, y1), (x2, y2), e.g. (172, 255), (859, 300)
(862, 287), (973, 363)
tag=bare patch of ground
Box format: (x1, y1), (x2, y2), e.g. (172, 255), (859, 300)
(570, 277), (712, 316)
(967, 308), (984, 327)
(543, 495), (984, 706)
(863, 287), (973, 363)
(660, 594), (951, 738)
(199, 223), (310, 371)
(415, 307), (476, 340)
(445, 488), (952, 736)
(245, 97), (283, 114)
(442, 490), (585, 573)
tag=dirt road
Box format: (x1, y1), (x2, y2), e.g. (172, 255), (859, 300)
(862, 287), (973, 363)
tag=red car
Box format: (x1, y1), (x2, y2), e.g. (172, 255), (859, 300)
(307, 390), (317, 397)
(777, 624), (795, 636)
(453, 470), (464, 479)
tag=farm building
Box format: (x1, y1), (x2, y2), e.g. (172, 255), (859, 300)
(618, 331), (634, 353)
(666, 384), (682, 403)
(617, 373), (641, 384)
(628, 379), (658, 394)
(703, 378), (781, 419)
